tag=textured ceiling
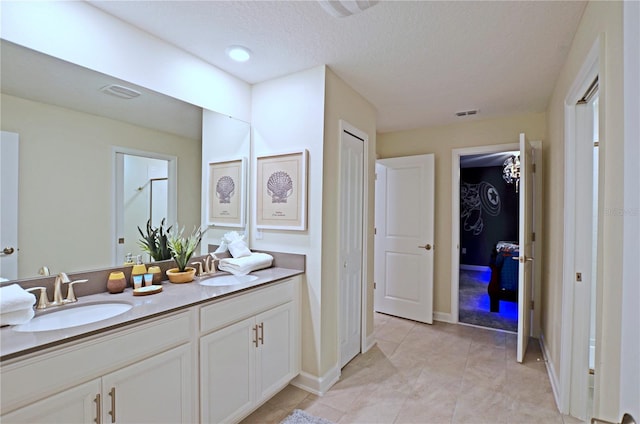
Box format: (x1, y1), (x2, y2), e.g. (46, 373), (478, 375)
(87, 0), (586, 133)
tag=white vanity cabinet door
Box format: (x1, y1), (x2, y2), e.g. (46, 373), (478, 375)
(200, 299), (298, 423)
(1, 378), (101, 424)
(256, 301), (296, 401)
(200, 316), (256, 424)
(100, 343), (193, 424)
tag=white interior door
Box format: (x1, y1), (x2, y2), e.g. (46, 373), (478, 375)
(339, 128), (364, 368)
(517, 133), (535, 362)
(374, 154), (434, 324)
(0, 131), (19, 281)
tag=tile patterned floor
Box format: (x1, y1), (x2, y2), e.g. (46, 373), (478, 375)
(241, 313), (584, 424)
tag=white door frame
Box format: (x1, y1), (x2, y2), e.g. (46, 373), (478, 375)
(559, 38), (600, 417)
(0, 131), (19, 280)
(336, 120), (371, 363)
(620, 1), (640, 419)
(112, 146), (177, 266)
(450, 142), (542, 338)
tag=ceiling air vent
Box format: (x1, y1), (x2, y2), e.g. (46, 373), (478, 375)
(455, 109), (479, 117)
(100, 84), (141, 100)
(317, 0), (378, 18)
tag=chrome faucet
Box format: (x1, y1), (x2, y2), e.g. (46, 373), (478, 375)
(51, 272), (71, 306)
(191, 255), (218, 277)
(25, 272), (89, 310)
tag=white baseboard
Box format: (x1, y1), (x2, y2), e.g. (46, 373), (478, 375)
(540, 332), (562, 412)
(460, 264), (491, 272)
(290, 366), (340, 396)
(363, 333), (377, 353)
(433, 311), (454, 323)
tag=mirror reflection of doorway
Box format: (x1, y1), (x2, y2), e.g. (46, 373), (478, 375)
(124, 155), (168, 261)
(458, 151), (520, 332)
(114, 150), (177, 265)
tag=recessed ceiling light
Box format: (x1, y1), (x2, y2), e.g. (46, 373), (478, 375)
(226, 45), (251, 62)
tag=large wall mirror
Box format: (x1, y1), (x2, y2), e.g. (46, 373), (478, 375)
(0, 40), (250, 281)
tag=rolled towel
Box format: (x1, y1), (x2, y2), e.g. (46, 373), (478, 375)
(0, 308), (35, 326)
(227, 239), (252, 258)
(218, 253), (273, 276)
(0, 284), (36, 314)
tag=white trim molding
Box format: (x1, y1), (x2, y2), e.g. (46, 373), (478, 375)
(620, 1), (640, 418)
(433, 311), (454, 323)
(291, 367), (341, 396)
(363, 333), (377, 354)
(559, 37), (600, 417)
(540, 332), (562, 411)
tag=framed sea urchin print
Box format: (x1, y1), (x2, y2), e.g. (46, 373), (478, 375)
(208, 158), (246, 227)
(256, 150), (308, 230)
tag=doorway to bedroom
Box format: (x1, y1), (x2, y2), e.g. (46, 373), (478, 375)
(457, 150), (520, 332)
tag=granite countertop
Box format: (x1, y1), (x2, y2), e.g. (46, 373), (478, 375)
(0, 267), (302, 361)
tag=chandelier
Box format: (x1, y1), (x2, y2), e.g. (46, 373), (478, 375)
(503, 154), (521, 192)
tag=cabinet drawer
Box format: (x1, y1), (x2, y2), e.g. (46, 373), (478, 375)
(200, 279), (294, 334)
(1, 310), (193, 413)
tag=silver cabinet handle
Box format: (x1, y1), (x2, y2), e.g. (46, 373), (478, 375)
(94, 393), (101, 424)
(253, 325), (259, 347)
(258, 322), (264, 345)
(108, 387), (116, 423)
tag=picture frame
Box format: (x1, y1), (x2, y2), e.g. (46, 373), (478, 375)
(256, 149), (308, 230)
(207, 158), (246, 227)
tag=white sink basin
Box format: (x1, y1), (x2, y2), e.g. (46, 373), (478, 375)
(13, 302), (133, 333)
(199, 274), (259, 287)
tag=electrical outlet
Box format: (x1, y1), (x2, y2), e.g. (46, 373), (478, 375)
(255, 230), (263, 240)
(461, 247), (467, 254)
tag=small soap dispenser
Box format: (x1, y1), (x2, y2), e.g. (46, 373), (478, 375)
(130, 255), (147, 288)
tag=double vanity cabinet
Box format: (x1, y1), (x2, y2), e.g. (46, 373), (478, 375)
(0, 274), (301, 424)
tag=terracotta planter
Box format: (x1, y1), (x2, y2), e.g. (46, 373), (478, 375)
(166, 267), (196, 284)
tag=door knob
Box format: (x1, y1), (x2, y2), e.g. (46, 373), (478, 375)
(515, 256), (534, 263)
(418, 244), (432, 251)
(2, 247), (15, 255)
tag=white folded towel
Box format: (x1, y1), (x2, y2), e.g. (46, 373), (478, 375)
(0, 284), (36, 314)
(218, 253), (273, 276)
(0, 308), (35, 326)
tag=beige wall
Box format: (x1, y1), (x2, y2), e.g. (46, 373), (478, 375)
(322, 68), (377, 374)
(377, 112), (546, 314)
(543, 1), (624, 420)
(1, 94), (201, 278)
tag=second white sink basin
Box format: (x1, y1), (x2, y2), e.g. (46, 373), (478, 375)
(199, 274), (259, 287)
(13, 302), (133, 333)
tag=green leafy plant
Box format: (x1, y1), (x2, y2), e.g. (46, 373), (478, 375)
(138, 218), (173, 261)
(167, 225), (205, 272)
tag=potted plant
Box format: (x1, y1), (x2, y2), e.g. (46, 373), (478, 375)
(138, 218), (173, 261)
(165, 225), (205, 283)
